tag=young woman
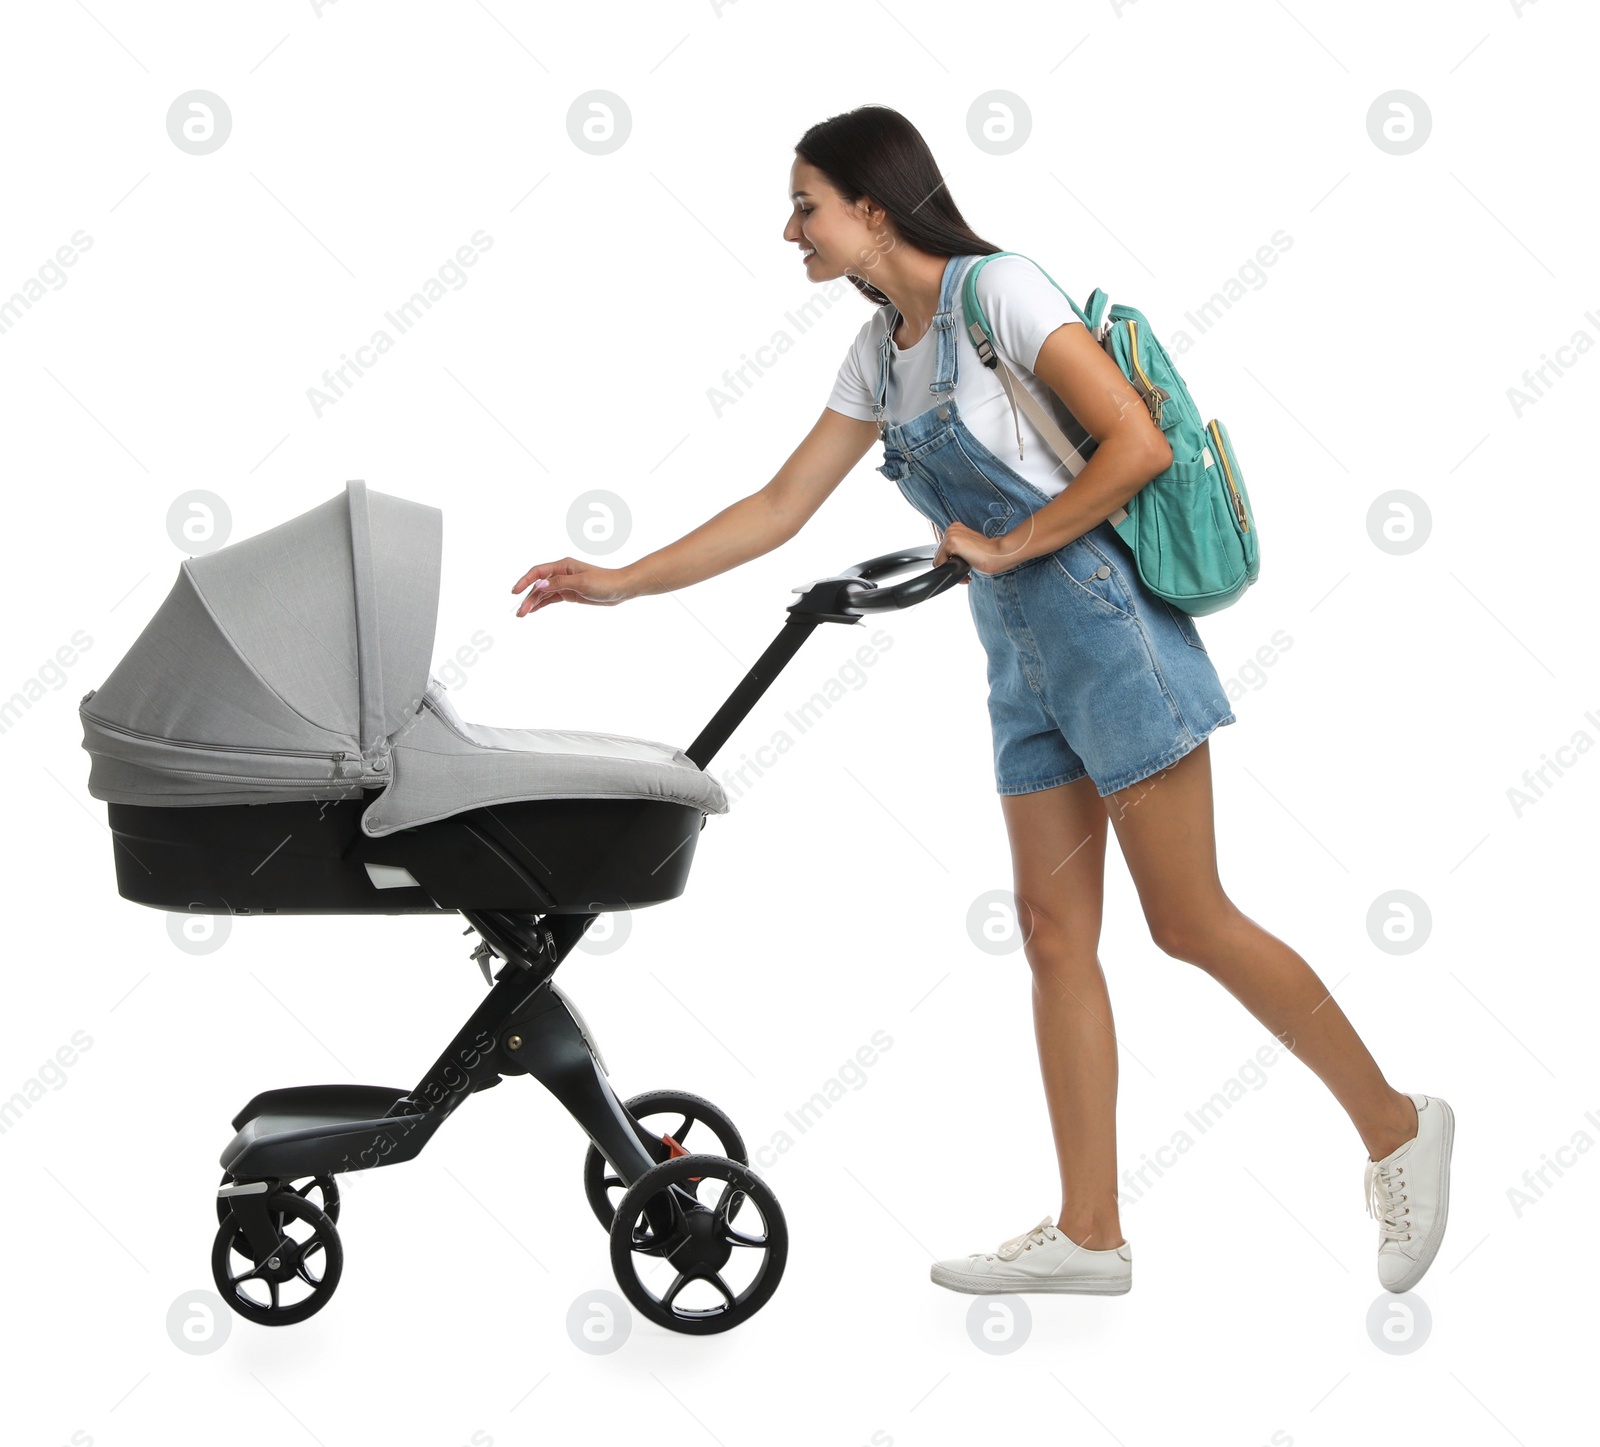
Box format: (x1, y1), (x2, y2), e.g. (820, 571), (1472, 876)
(512, 105), (1453, 1299)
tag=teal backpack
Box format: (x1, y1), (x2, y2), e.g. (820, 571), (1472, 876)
(960, 251), (1259, 616)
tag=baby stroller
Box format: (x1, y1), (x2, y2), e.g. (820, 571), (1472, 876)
(79, 480), (967, 1335)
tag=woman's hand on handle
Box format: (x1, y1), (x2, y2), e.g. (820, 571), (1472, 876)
(512, 558), (636, 617)
(932, 520), (1024, 581)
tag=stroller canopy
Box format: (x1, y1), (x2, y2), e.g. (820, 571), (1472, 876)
(81, 481), (728, 833)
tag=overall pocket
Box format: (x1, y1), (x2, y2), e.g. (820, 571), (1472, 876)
(1051, 536), (1136, 621)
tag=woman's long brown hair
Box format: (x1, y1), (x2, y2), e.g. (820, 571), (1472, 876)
(795, 105), (1002, 307)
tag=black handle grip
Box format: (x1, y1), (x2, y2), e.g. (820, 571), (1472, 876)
(837, 544), (971, 612)
(786, 543), (970, 624)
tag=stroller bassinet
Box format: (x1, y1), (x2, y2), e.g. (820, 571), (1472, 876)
(81, 479), (968, 1335)
(81, 480), (727, 916)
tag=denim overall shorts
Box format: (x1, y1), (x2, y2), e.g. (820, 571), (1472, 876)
(873, 253), (1236, 798)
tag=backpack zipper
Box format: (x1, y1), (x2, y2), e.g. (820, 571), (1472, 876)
(1206, 419), (1250, 532)
(1125, 319), (1169, 428)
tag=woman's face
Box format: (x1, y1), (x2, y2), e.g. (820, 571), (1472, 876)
(783, 157), (891, 284)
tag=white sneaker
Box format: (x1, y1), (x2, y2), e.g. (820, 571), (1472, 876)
(1363, 1091), (1455, 1293)
(930, 1215), (1132, 1295)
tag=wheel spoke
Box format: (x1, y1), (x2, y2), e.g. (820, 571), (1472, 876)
(660, 1268), (734, 1316)
(660, 1271), (691, 1309)
(713, 1186), (748, 1233)
(724, 1223), (767, 1249)
(268, 1278), (280, 1310)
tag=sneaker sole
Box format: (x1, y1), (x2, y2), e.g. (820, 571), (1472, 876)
(930, 1265), (1131, 1296)
(1386, 1096), (1455, 1294)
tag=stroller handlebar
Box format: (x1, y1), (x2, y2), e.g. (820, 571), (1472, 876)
(787, 543), (970, 623)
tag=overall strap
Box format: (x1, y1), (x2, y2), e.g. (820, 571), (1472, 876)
(927, 253), (970, 407)
(872, 302), (896, 439)
(872, 254), (976, 437)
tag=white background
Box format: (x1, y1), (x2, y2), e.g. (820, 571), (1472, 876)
(2, 1), (1595, 1444)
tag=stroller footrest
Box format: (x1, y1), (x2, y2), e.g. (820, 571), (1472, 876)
(222, 1083), (431, 1179)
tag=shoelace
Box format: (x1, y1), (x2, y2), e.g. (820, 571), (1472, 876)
(1364, 1157), (1413, 1243)
(973, 1215), (1060, 1262)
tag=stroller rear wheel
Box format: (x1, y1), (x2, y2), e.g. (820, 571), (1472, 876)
(583, 1089), (748, 1230)
(217, 1171), (340, 1227)
(608, 1152), (786, 1335)
(212, 1189), (343, 1326)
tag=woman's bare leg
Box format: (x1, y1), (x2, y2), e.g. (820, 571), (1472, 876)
(1102, 740), (1417, 1160)
(1000, 774), (1126, 1249)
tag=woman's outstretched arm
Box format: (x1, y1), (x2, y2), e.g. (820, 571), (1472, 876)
(511, 406), (879, 615)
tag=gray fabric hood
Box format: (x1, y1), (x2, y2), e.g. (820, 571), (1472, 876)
(80, 480), (728, 829)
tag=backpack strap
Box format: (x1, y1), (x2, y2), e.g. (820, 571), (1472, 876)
(960, 253), (1128, 528)
(1083, 288), (1115, 341)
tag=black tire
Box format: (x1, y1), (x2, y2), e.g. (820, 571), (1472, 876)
(608, 1152), (786, 1335)
(217, 1172), (340, 1227)
(212, 1189), (343, 1326)
(582, 1090), (748, 1231)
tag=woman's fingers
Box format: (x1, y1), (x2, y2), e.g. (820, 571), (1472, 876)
(512, 559), (576, 594)
(512, 559), (631, 616)
(512, 559), (579, 617)
(515, 578), (562, 617)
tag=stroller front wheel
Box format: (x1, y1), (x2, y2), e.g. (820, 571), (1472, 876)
(608, 1152), (787, 1335)
(211, 1188), (344, 1326)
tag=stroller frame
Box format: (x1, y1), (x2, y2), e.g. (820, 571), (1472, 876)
(218, 906), (681, 1263)
(179, 542), (970, 1335)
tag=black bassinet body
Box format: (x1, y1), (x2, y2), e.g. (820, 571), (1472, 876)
(81, 481), (728, 915)
(101, 791), (710, 915)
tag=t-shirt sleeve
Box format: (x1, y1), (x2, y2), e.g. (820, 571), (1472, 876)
(975, 254), (1083, 374)
(824, 314), (881, 421)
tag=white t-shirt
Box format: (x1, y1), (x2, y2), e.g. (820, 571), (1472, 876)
(826, 254), (1092, 499)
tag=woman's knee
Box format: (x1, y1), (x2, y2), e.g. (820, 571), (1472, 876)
(1146, 896), (1241, 968)
(1014, 891), (1101, 969)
